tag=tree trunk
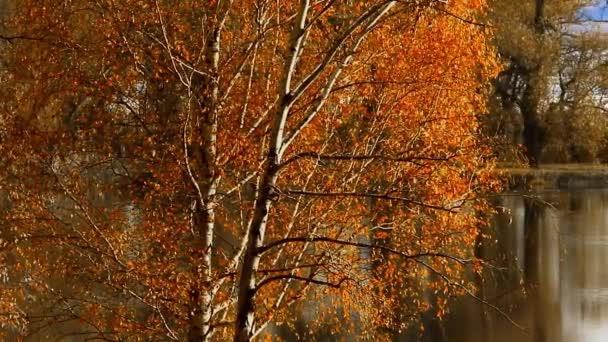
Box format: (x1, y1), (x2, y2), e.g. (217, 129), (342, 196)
(522, 115), (545, 168)
(521, 69), (545, 168)
(187, 22), (221, 342)
(233, 165), (277, 342)
(521, 0), (547, 168)
(232, 1), (310, 339)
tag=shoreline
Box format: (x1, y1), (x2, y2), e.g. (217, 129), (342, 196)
(498, 164), (608, 190)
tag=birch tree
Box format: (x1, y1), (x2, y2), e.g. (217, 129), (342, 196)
(0, 0), (500, 341)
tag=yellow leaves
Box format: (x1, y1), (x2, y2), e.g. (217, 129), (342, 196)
(0, 0), (503, 339)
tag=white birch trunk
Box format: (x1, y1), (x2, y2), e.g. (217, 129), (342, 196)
(232, 2), (310, 340)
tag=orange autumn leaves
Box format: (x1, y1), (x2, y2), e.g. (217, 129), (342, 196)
(0, 1), (500, 341)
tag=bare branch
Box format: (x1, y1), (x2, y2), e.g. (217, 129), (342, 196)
(259, 236), (471, 265)
(282, 189), (463, 213)
(255, 274), (351, 291)
(279, 152), (458, 169)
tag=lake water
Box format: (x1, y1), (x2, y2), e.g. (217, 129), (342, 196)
(435, 189), (608, 342)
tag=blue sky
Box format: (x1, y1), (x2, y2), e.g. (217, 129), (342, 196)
(581, 1), (608, 21)
(567, 2), (608, 32)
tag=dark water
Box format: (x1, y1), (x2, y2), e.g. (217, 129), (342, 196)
(440, 189), (608, 342)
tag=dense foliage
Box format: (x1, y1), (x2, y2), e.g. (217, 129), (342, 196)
(0, 1), (499, 341)
(487, 0), (608, 164)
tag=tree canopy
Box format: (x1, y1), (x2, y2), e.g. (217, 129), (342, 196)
(0, 1), (500, 341)
(488, 0), (608, 164)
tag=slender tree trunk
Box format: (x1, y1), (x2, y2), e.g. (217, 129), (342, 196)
(232, 103), (290, 342)
(233, 164), (278, 342)
(188, 24), (221, 342)
(232, 2), (310, 339)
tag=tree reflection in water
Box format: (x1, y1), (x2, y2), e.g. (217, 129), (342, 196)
(436, 190), (608, 342)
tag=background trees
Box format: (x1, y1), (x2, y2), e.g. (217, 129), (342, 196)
(487, 0), (608, 165)
(0, 1), (499, 341)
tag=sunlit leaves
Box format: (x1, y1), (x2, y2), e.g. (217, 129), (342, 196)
(0, 0), (500, 340)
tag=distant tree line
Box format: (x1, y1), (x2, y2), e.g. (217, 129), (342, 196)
(486, 0), (608, 165)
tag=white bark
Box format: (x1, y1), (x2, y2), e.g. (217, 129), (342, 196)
(232, 1), (311, 341)
(232, 2), (396, 341)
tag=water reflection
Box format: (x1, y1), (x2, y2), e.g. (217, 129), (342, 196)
(561, 191), (608, 342)
(443, 190), (608, 342)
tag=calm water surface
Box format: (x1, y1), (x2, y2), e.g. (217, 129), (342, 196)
(442, 189), (608, 342)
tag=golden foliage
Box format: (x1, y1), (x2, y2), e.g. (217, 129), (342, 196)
(0, 0), (500, 340)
